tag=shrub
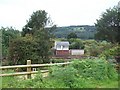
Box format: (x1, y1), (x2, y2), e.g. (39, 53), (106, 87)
(50, 59), (65, 63)
(71, 59), (118, 80)
(2, 76), (18, 88)
(48, 58), (118, 88)
(8, 35), (37, 65)
(84, 40), (113, 57)
(8, 33), (52, 65)
(49, 66), (77, 88)
(99, 44), (120, 60)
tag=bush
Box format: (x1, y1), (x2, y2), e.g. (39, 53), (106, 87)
(50, 59), (65, 63)
(99, 44), (120, 60)
(8, 33), (51, 65)
(71, 59), (117, 80)
(50, 66), (77, 88)
(2, 76), (18, 88)
(84, 40), (113, 57)
(48, 58), (118, 88)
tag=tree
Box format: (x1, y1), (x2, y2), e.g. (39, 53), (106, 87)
(22, 10), (52, 36)
(9, 33), (48, 65)
(67, 32), (77, 39)
(1, 27), (20, 59)
(8, 10), (55, 65)
(69, 39), (84, 49)
(33, 29), (52, 63)
(95, 6), (119, 43)
(9, 31), (53, 65)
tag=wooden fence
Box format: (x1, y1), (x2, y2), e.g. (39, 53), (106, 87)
(0, 60), (71, 79)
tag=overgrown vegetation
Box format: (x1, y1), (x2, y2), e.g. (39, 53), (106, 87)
(2, 58), (118, 88)
(99, 44), (120, 60)
(84, 40), (114, 57)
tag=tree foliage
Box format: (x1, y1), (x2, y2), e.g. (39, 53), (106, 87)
(68, 39), (84, 49)
(1, 27), (20, 59)
(95, 6), (119, 43)
(53, 25), (96, 39)
(33, 29), (52, 63)
(22, 10), (51, 36)
(9, 35), (34, 65)
(84, 40), (113, 57)
(8, 10), (54, 65)
(9, 31), (53, 65)
(67, 32), (77, 39)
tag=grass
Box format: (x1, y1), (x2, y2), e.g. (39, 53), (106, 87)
(1, 75), (118, 88)
(0, 77), (2, 89)
(98, 80), (118, 88)
(1, 58), (119, 88)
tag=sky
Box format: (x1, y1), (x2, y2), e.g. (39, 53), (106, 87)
(0, 0), (120, 31)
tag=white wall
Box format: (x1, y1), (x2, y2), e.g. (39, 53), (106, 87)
(56, 45), (69, 50)
(54, 41), (69, 50)
(71, 49), (84, 55)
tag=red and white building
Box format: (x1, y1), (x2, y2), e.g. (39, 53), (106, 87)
(54, 41), (70, 56)
(53, 41), (84, 59)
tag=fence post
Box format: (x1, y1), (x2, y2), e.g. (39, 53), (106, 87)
(27, 60), (31, 79)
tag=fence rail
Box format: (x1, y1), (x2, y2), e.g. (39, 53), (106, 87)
(0, 70), (49, 77)
(0, 60), (71, 79)
(0, 62), (70, 69)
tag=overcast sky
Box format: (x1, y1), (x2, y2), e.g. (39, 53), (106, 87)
(0, 0), (119, 30)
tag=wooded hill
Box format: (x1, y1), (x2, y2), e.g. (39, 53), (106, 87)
(52, 25), (96, 39)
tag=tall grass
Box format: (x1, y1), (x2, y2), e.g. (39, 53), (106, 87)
(2, 58), (118, 88)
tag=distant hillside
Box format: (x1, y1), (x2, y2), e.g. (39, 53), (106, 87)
(52, 25), (96, 39)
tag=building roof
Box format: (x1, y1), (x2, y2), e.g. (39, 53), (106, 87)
(55, 41), (69, 46)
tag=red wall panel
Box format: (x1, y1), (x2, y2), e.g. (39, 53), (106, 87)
(56, 50), (69, 55)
